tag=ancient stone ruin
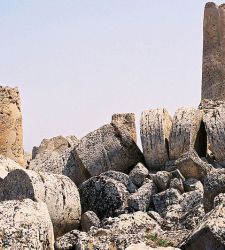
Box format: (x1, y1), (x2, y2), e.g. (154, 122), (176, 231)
(2, 2), (225, 250)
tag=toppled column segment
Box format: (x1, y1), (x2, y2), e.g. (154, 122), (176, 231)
(0, 199), (54, 249)
(202, 3), (225, 101)
(0, 169), (81, 238)
(0, 86), (24, 166)
(111, 113), (137, 142)
(140, 108), (172, 170)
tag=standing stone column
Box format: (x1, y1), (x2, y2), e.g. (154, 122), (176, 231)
(202, 3), (225, 100)
(0, 86), (24, 166)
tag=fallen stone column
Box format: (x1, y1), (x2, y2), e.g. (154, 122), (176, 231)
(169, 108), (205, 160)
(140, 108), (172, 170)
(72, 124), (144, 186)
(111, 113), (137, 142)
(0, 169), (81, 238)
(0, 86), (24, 166)
(0, 199), (54, 249)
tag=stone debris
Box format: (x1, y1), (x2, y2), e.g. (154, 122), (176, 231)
(169, 108), (205, 160)
(0, 169), (81, 238)
(81, 211), (101, 232)
(129, 162), (149, 187)
(0, 199), (54, 249)
(140, 108), (172, 170)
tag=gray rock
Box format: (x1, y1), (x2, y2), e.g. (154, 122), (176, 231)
(81, 211), (101, 232)
(151, 171), (172, 191)
(72, 124), (144, 186)
(79, 175), (129, 219)
(0, 169), (81, 237)
(101, 170), (137, 193)
(170, 178), (184, 193)
(147, 211), (164, 225)
(169, 108), (205, 160)
(174, 150), (212, 181)
(128, 179), (157, 212)
(140, 108), (172, 170)
(0, 199), (54, 249)
(214, 193), (225, 208)
(129, 162), (149, 187)
(180, 202), (225, 249)
(184, 178), (203, 192)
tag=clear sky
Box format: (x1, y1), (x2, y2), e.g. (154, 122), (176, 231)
(0, 0), (222, 151)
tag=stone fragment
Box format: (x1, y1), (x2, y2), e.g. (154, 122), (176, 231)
(174, 150), (212, 181)
(147, 211), (164, 225)
(180, 203), (225, 249)
(129, 162), (149, 187)
(101, 170), (137, 193)
(0, 199), (54, 249)
(140, 108), (172, 170)
(28, 135), (78, 177)
(201, 3), (225, 101)
(72, 124), (144, 186)
(169, 108), (206, 160)
(126, 243), (180, 250)
(184, 178), (203, 192)
(214, 193), (225, 207)
(203, 169), (225, 212)
(111, 113), (137, 142)
(151, 171), (172, 191)
(153, 188), (181, 216)
(81, 211), (101, 232)
(0, 169), (81, 237)
(0, 86), (24, 166)
(203, 105), (225, 164)
(170, 178), (184, 193)
(0, 154), (22, 180)
(128, 179), (157, 212)
(79, 175), (129, 219)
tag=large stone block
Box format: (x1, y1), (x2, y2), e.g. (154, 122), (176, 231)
(0, 199), (54, 249)
(0, 86), (24, 166)
(140, 108), (172, 169)
(72, 124), (144, 186)
(0, 169), (81, 238)
(169, 108), (206, 160)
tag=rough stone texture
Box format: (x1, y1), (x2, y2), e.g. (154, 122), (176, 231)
(140, 108), (172, 170)
(24, 151), (32, 168)
(203, 105), (225, 164)
(55, 212), (164, 250)
(72, 124), (144, 186)
(111, 113), (137, 142)
(183, 178), (203, 192)
(0, 199), (54, 249)
(169, 108), (206, 160)
(0, 169), (81, 237)
(180, 202), (225, 249)
(81, 211), (101, 232)
(170, 178), (184, 193)
(101, 170), (137, 193)
(214, 193), (225, 208)
(173, 150), (212, 181)
(203, 169), (225, 212)
(0, 86), (24, 166)
(29, 135), (79, 177)
(79, 175), (129, 219)
(0, 154), (22, 180)
(147, 211), (164, 225)
(201, 3), (225, 101)
(151, 171), (172, 192)
(128, 179), (157, 212)
(129, 162), (149, 187)
(126, 243), (180, 250)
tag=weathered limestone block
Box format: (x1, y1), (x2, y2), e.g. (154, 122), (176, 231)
(169, 108), (206, 160)
(214, 193), (225, 208)
(81, 211), (101, 232)
(128, 179), (157, 212)
(203, 105), (225, 164)
(129, 162), (149, 187)
(72, 124), (144, 186)
(180, 203), (225, 249)
(201, 3), (225, 101)
(184, 178), (203, 192)
(174, 150), (212, 181)
(170, 178), (184, 193)
(0, 86), (24, 166)
(140, 108), (172, 169)
(111, 113), (137, 142)
(0, 154), (22, 179)
(0, 169), (81, 237)
(0, 199), (54, 249)
(79, 175), (129, 219)
(150, 171), (172, 191)
(29, 135), (78, 176)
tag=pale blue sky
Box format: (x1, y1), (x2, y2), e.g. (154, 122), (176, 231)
(0, 0), (221, 151)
